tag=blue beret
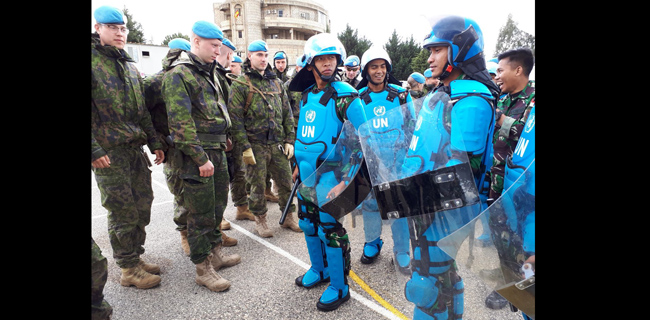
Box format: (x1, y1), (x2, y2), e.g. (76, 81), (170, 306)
(423, 68), (433, 78)
(168, 38), (191, 51)
(232, 55), (243, 63)
(274, 51), (286, 60)
(248, 40), (267, 52)
(94, 5), (125, 24)
(410, 72), (425, 84)
(192, 20), (223, 40)
(222, 38), (236, 51)
(344, 55), (360, 67)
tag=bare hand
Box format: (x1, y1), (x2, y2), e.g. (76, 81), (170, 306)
(326, 181), (346, 199)
(199, 160), (214, 177)
(153, 149), (165, 165)
(92, 155), (111, 169)
(292, 166), (299, 183)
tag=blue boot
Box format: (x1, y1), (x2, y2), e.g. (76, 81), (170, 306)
(317, 244), (350, 311)
(296, 234), (330, 288)
(360, 237), (383, 264)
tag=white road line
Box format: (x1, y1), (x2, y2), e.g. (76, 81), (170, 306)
(227, 220), (402, 320)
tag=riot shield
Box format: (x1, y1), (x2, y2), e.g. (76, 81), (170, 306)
(438, 159), (535, 318)
(358, 92), (483, 316)
(296, 120), (372, 220)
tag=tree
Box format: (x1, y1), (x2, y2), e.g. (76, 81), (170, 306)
(384, 30), (420, 80)
(495, 14), (535, 56)
(410, 48), (430, 75)
(337, 24), (372, 58)
(124, 6), (146, 44)
(162, 33), (190, 46)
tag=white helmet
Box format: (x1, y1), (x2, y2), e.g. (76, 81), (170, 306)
(303, 33), (347, 67)
(360, 46), (392, 76)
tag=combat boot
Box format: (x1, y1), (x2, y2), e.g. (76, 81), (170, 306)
(235, 205), (256, 221)
(265, 188), (279, 202)
(210, 243), (242, 271)
(120, 265), (161, 289)
(221, 219), (231, 230)
(195, 254), (230, 292)
(138, 258), (161, 274)
(281, 211), (302, 233)
(254, 213), (273, 238)
(221, 231), (238, 247)
(179, 230), (190, 256)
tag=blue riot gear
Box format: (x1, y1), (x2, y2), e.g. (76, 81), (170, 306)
(423, 15), (499, 97)
(289, 33), (347, 92)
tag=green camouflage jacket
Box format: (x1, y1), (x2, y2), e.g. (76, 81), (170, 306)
(161, 50), (232, 166)
(91, 33), (161, 161)
(228, 59), (295, 151)
(491, 80), (535, 177)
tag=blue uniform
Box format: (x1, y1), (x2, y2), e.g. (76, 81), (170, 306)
(357, 83), (416, 263)
(401, 79), (495, 320)
(294, 80), (368, 310)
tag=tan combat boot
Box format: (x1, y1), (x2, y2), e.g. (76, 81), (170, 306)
(138, 259), (160, 274)
(236, 205), (256, 221)
(265, 188), (280, 202)
(210, 243), (242, 271)
(195, 254), (230, 292)
(221, 219), (231, 230)
(220, 224), (237, 247)
(281, 211), (303, 233)
(254, 213), (274, 238)
(180, 230), (190, 256)
(120, 265), (161, 289)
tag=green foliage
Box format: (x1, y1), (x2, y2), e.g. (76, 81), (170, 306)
(384, 30), (420, 80)
(410, 48), (431, 75)
(336, 24), (372, 58)
(495, 14), (535, 56)
(162, 33), (190, 46)
(123, 7), (146, 44)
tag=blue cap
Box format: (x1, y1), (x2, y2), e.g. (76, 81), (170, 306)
(248, 40), (267, 52)
(410, 72), (425, 84)
(223, 38), (236, 51)
(168, 38), (191, 51)
(273, 51), (286, 60)
(423, 68), (433, 78)
(94, 5), (125, 24)
(232, 55), (243, 63)
(192, 20), (223, 40)
(344, 55), (360, 67)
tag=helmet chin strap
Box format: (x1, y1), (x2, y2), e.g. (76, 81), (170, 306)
(438, 62), (454, 80)
(313, 64), (334, 82)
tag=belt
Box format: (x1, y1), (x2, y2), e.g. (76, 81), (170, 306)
(197, 133), (227, 143)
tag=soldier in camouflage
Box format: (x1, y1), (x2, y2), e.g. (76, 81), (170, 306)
(489, 47), (535, 201)
(91, 5), (163, 289)
(228, 40), (301, 238)
(161, 20), (241, 292)
(406, 71), (427, 116)
(91, 237), (112, 320)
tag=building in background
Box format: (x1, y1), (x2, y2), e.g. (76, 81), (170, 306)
(213, 0), (329, 69)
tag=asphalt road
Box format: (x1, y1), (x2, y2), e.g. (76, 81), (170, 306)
(91, 149), (524, 320)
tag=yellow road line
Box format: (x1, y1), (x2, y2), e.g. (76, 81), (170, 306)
(349, 269), (410, 320)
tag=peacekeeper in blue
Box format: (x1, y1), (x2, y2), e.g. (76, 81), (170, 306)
(342, 55), (361, 88)
(354, 46), (416, 266)
(288, 33), (369, 311)
(161, 20), (242, 293)
(396, 15), (500, 320)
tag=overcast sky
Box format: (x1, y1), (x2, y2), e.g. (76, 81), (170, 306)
(91, 0), (534, 61)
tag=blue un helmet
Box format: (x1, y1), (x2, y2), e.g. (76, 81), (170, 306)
(423, 15), (498, 94)
(289, 33), (346, 91)
(296, 54), (308, 68)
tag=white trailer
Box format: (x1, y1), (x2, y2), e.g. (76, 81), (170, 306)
(124, 43), (170, 77)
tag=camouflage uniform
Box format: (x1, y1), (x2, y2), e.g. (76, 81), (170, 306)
(490, 80), (535, 198)
(284, 77), (302, 129)
(143, 49), (189, 232)
(91, 237), (112, 320)
(342, 74), (360, 89)
(408, 88), (427, 117)
(91, 33), (162, 269)
(229, 59), (295, 216)
(161, 50), (231, 264)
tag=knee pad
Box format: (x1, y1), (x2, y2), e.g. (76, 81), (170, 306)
(299, 217), (317, 235)
(405, 271), (438, 308)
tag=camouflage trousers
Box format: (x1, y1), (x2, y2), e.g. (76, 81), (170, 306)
(92, 145), (153, 268)
(245, 142), (295, 215)
(164, 146), (189, 231)
(226, 143), (247, 207)
(179, 148), (229, 264)
(91, 237), (112, 320)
